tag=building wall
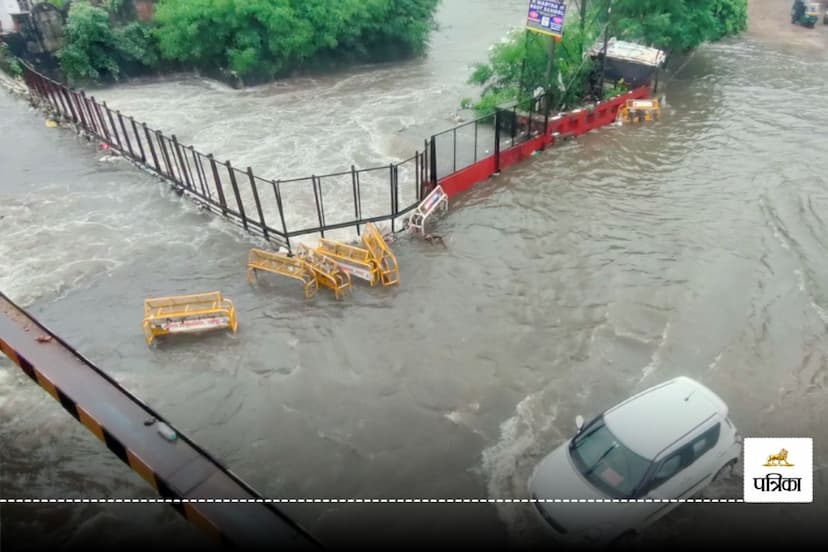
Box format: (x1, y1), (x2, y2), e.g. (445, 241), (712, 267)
(1, 0), (22, 33)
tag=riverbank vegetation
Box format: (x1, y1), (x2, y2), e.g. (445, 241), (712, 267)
(54, 0), (439, 85)
(0, 43), (22, 77)
(466, 0), (748, 115)
(58, 1), (156, 82)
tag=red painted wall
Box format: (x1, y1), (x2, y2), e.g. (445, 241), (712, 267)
(439, 85), (650, 198)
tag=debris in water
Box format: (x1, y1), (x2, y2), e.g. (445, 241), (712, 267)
(35, 335), (52, 343)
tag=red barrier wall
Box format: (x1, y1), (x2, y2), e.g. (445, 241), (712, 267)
(439, 85), (650, 198)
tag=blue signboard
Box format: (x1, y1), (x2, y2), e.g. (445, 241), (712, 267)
(526, 0), (567, 39)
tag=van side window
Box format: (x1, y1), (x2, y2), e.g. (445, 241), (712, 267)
(690, 423), (721, 461)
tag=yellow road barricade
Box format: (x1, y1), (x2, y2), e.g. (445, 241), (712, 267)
(297, 244), (352, 300)
(142, 291), (238, 346)
(617, 98), (660, 124)
(315, 239), (380, 286)
(247, 248), (318, 299)
(361, 223), (399, 286)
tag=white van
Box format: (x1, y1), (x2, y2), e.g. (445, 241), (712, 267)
(528, 376), (742, 547)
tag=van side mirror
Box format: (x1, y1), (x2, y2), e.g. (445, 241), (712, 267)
(575, 415), (584, 432)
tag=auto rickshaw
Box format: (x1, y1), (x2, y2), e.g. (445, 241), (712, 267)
(791, 0), (820, 28)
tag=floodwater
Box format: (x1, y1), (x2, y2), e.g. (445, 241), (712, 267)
(2, 0), (828, 549)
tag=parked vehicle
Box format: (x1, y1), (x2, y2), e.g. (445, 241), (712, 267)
(791, 0), (820, 27)
(528, 376), (742, 547)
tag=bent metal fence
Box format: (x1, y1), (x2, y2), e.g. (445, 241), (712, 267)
(19, 63), (644, 251)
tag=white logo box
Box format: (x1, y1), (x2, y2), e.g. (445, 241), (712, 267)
(743, 437), (813, 503)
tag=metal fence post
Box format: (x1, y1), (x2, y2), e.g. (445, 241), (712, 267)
(452, 127), (457, 174)
(80, 92), (99, 136)
(209, 154), (228, 214)
(60, 88), (78, 123)
(143, 124), (160, 172)
(247, 167), (268, 240)
(71, 91), (88, 130)
(192, 149), (209, 199)
(389, 163), (396, 233)
(541, 91), (552, 151)
(130, 117), (146, 162)
(273, 180), (290, 251)
(429, 136), (437, 185)
(415, 151), (421, 202)
(172, 135), (193, 190)
(91, 99), (111, 143)
(351, 165), (361, 236)
(117, 111), (135, 158)
(511, 105), (517, 147)
(226, 160), (248, 230)
(156, 131), (174, 179)
(494, 110), (501, 174)
(311, 175), (325, 238)
(474, 120), (479, 163)
(104, 103), (122, 149)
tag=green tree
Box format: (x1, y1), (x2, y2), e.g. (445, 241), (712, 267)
(466, 0), (747, 115)
(468, 13), (599, 115)
(611, 0), (747, 53)
(0, 43), (23, 77)
(57, 1), (157, 83)
(152, 0), (439, 79)
(57, 2), (120, 82)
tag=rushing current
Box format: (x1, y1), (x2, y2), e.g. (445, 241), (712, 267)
(2, 0), (827, 548)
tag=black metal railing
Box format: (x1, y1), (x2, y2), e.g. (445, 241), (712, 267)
(20, 63), (562, 251)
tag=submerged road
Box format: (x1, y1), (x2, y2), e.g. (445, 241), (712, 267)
(2, 0), (827, 548)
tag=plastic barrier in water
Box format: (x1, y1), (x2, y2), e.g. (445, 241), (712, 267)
(315, 239), (380, 286)
(142, 291), (238, 345)
(408, 185), (449, 236)
(361, 223), (400, 287)
(247, 248), (319, 298)
(296, 244), (352, 300)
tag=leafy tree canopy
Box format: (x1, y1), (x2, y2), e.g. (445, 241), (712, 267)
(152, 0), (439, 79)
(612, 0), (747, 53)
(57, 0), (157, 84)
(466, 0), (748, 115)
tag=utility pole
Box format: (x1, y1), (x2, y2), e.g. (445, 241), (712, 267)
(598, 0), (612, 97)
(543, 36), (557, 88)
(542, 36), (557, 113)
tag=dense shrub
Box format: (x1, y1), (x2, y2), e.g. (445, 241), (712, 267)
(57, 1), (157, 83)
(152, 0), (440, 79)
(0, 42), (23, 77)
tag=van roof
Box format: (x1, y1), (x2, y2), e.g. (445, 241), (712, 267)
(604, 377), (728, 459)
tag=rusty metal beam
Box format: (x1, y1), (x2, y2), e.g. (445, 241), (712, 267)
(0, 291), (323, 550)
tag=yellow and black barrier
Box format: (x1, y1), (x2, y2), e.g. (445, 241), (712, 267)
(0, 292), (322, 550)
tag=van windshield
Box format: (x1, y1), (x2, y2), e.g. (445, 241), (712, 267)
(569, 416), (651, 498)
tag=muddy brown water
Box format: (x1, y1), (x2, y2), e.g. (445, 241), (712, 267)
(2, 0), (827, 549)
